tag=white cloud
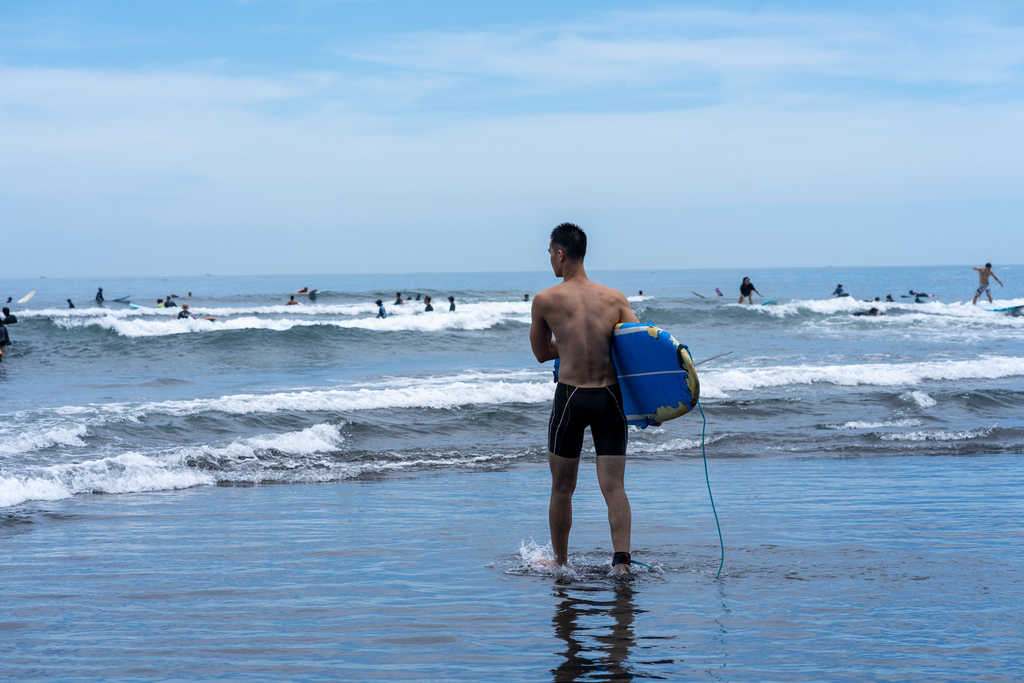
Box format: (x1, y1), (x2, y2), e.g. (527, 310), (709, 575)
(335, 8), (1024, 101)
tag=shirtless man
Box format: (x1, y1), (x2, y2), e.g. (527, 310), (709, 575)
(972, 263), (1003, 304)
(530, 223), (640, 575)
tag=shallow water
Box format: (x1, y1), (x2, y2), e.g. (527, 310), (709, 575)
(2, 456), (1022, 681)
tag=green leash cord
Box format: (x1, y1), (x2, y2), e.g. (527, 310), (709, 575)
(698, 400), (724, 579)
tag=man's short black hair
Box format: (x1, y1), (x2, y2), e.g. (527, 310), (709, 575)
(986, 263), (992, 268)
(550, 223), (587, 261)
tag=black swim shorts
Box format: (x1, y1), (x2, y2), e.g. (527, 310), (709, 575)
(548, 383), (628, 458)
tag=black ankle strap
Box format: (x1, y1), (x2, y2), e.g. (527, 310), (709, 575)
(612, 551), (631, 566)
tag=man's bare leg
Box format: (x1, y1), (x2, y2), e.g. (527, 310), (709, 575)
(549, 452), (580, 566)
(597, 455), (631, 574)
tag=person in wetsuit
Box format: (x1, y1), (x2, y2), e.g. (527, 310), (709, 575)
(375, 299), (387, 319)
(448, 295), (456, 312)
(177, 303), (195, 319)
(95, 288), (104, 303)
(67, 299), (75, 309)
(1, 308), (16, 325)
(832, 284), (846, 297)
(423, 296), (433, 312)
(531, 223), (640, 575)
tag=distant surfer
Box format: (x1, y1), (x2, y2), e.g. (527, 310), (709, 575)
(738, 277), (762, 304)
(530, 223), (640, 575)
(831, 284), (846, 297)
(886, 294), (894, 302)
(95, 287), (104, 303)
(524, 294), (530, 301)
(375, 299), (387, 318)
(298, 287), (309, 293)
(715, 288), (723, 297)
(972, 263), (1003, 304)
(157, 299), (165, 308)
(177, 304), (196, 320)
(286, 295), (299, 306)
(448, 296), (456, 312)
(67, 299), (75, 309)
(1, 308), (17, 325)
(394, 292), (403, 305)
(853, 307), (884, 316)
(424, 296), (433, 312)
(164, 296), (177, 308)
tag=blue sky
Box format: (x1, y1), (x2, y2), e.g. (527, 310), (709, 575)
(2, 1), (1022, 277)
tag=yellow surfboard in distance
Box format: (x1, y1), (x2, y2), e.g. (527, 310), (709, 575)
(17, 291), (35, 304)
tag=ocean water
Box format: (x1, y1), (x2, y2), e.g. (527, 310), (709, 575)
(1, 265), (1022, 681)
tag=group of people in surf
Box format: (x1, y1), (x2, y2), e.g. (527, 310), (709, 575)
(733, 264), (1005, 310)
(374, 292), (457, 319)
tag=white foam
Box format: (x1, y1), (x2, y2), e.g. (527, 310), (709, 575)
(0, 420), (521, 507)
(629, 433), (728, 453)
(45, 300), (532, 337)
(907, 390), (937, 408)
(0, 452), (215, 508)
(880, 427), (993, 442)
(700, 357), (1024, 398)
(823, 419), (924, 430)
(0, 424), (88, 457)
(131, 375), (554, 418)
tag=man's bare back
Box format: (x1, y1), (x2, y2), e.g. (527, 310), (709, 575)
(531, 276), (637, 387)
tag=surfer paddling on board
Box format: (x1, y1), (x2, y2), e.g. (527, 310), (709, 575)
(972, 263), (1003, 304)
(530, 223), (640, 576)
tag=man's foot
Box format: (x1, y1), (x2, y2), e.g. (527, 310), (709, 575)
(609, 551), (632, 576)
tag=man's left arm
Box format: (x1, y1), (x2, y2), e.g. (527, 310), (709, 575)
(618, 293), (640, 324)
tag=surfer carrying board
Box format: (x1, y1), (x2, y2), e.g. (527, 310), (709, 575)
(972, 263), (1003, 304)
(530, 223), (640, 575)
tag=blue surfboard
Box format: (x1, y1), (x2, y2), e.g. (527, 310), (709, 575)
(610, 323), (700, 428)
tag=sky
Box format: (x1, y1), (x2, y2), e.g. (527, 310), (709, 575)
(2, 0), (1023, 277)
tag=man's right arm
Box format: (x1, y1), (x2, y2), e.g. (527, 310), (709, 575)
(530, 295), (559, 362)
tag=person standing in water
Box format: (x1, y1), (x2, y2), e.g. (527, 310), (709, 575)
(972, 263), (1003, 304)
(530, 223), (640, 575)
(448, 296), (456, 312)
(375, 299), (387, 319)
(738, 277), (762, 304)
(95, 288), (104, 304)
